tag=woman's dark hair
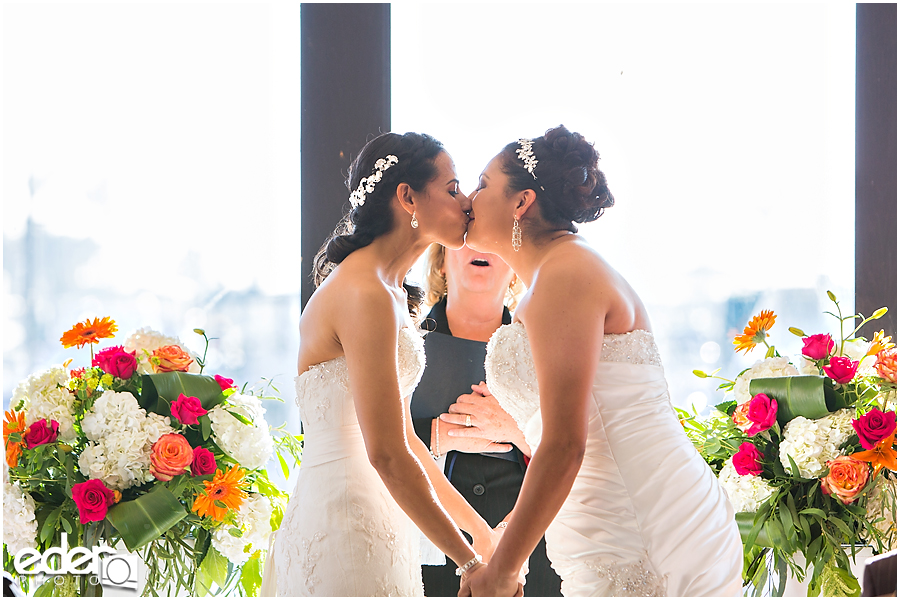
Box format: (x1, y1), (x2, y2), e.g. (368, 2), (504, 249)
(312, 131), (446, 317)
(500, 125), (614, 233)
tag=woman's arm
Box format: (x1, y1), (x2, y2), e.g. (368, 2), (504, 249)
(338, 284), (479, 570)
(461, 259), (608, 596)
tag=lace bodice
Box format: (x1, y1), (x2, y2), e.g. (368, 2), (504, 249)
(484, 322), (662, 434)
(294, 326), (426, 429)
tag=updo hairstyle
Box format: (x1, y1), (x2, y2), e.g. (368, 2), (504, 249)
(313, 131), (446, 317)
(500, 125), (614, 233)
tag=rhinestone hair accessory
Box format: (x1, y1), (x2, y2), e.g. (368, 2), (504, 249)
(515, 139), (545, 191)
(349, 154), (399, 209)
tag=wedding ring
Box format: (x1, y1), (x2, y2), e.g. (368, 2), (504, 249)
(465, 415), (472, 427)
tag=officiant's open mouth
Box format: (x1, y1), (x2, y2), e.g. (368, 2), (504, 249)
(470, 257), (491, 267)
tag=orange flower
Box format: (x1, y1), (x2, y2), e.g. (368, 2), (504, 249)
(192, 465), (248, 521)
(820, 456), (869, 504)
(867, 330), (894, 356)
(152, 345), (194, 373)
(60, 317), (117, 349)
(733, 310), (776, 355)
(149, 433), (194, 481)
(875, 347), (897, 383)
(851, 433), (897, 475)
(3, 410), (29, 468)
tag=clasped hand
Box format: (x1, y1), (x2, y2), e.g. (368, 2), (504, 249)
(438, 382), (528, 455)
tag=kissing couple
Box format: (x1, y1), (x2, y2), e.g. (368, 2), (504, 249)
(263, 126), (744, 597)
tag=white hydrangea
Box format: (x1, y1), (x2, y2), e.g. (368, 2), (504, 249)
(779, 409), (855, 479)
(795, 355), (821, 376)
(78, 390), (173, 490)
(3, 471), (38, 555)
(11, 366), (77, 443)
(123, 327), (201, 375)
(208, 393), (273, 470)
(211, 493), (273, 565)
(718, 459), (777, 513)
(733, 357), (800, 405)
(840, 338), (878, 373)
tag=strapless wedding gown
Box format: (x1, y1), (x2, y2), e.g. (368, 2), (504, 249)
(270, 327), (427, 596)
(485, 323), (743, 597)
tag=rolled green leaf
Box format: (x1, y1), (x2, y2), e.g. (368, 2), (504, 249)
(106, 485), (188, 552)
(735, 512), (776, 547)
(748, 376), (847, 424)
(140, 372), (225, 418)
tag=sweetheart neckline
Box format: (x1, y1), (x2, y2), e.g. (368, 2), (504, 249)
(295, 326), (421, 383)
(497, 321), (654, 340)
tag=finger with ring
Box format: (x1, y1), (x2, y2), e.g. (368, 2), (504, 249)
(465, 414), (472, 427)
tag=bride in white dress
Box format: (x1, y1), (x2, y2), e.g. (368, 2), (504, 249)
(459, 126), (743, 596)
(267, 132), (497, 596)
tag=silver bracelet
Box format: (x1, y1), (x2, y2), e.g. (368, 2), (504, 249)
(455, 554), (483, 577)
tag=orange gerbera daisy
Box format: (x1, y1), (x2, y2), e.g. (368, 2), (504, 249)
(4, 410), (29, 468)
(733, 310), (777, 355)
(191, 464), (248, 521)
(60, 317), (117, 349)
(851, 433), (897, 475)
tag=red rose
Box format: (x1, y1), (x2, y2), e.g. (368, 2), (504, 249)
(24, 419), (59, 448)
(171, 394), (207, 426)
(823, 356), (859, 384)
(746, 394), (778, 436)
(214, 375), (235, 391)
(801, 334), (835, 361)
(732, 442), (764, 476)
(191, 447), (218, 476)
(92, 345), (138, 379)
(852, 408), (897, 450)
(72, 479), (118, 523)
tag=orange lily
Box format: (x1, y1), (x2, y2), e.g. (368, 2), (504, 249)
(3, 410), (29, 468)
(851, 432), (897, 475)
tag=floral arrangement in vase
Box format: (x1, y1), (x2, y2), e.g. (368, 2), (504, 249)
(681, 292), (896, 596)
(3, 317), (302, 596)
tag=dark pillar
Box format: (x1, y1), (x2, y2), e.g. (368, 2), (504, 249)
(300, 3), (391, 308)
(856, 3), (897, 339)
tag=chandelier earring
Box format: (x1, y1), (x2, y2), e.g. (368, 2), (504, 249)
(411, 211), (419, 229)
(512, 215), (522, 252)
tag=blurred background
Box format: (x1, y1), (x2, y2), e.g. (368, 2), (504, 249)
(3, 3), (858, 489)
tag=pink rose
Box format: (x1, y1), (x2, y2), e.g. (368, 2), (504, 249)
(191, 447), (218, 476)
(92, 345), (138, 379)
(820, 456), (869, 504)
(171, 394), (207, 426)
(801, 334), (835, 361)
(824, 356), (859, 384)
(24, 419), (59, 448)
(852, 408), (897, 450)
(214, 375), (235, 391)
(732, 442), (764, 476)
(732, 402), (753, 433)
(746, 394), (778, 436)
(72, 479), (118, 523)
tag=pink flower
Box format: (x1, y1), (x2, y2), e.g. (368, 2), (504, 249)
(23, 419), (59, 448)
(170, 394), (207, 426)
(92, 345), (138, 379)
(820, 456), (869, 504)
(191, 447), (218, 476)
(732, 442), (764, 476)
(853, 408), (897, 450)
(824, 356), (859, 384)
(746, 394), (778, 436)
(72, 479), (118, 523)
(801, 334), (835, 360)
(214, 375), (235, 391)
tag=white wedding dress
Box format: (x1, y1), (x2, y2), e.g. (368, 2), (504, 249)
(269, 327), (427, 596)
(485, 323), (743, 597)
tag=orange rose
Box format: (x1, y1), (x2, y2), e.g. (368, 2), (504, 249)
(150, 433), (194, 481)
(732, 401), (752, 433)
(875, 347), (897, 383)
(152, 345), (194, 373)
(820, 456), (869, 504)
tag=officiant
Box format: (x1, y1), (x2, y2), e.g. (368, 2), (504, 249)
(411, 243), (562, 597)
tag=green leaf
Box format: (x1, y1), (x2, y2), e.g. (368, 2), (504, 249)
(800, 508), (827, 519)
(241, 553), (263, 596)
(228, 527), (244, 538)
(225, 409), (253, 426)
(40, 506), (63, 544)
(778, 501), (796, 545)
(140, 372), (225, 419)
(106, 485), (188, 552)
(277, 452), (290, 481)
(33, 578), (56, 597)
(787, 454), (801, 481)
(200, 414), (212, 441)
(201, 545), (229, 588)
(749, 376), (846, 424)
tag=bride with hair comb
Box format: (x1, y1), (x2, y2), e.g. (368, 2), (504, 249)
(459, 125), (743, 597)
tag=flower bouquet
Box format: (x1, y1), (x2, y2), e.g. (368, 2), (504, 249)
(3, 317), (302, 596)
(681, 293), (897, 596)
